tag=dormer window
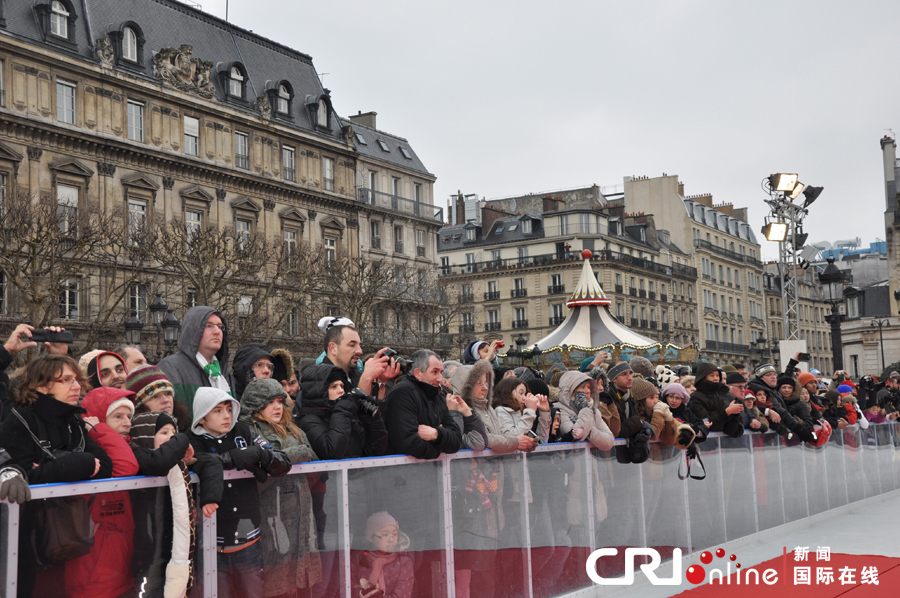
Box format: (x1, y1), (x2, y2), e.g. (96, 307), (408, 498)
(51, 1), (68, 37)
(123, 27), (137, 61)
(229, 67), (244, 98)
(277, 85), (289, 114)
(317, 100), (327, 127)
(306, 93), (332, 130)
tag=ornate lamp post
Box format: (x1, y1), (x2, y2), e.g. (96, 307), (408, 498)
(819, 257), (846, 371)
(515, 334), (527, 367)
(124, 311), (144, 346)
(870, 318), (890, 373)
(161, 309), (181, 352)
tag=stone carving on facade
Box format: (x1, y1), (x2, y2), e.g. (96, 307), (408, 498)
(97, 162), (116, 176)
(162, 176), (175, 189)
(216, 187), (227, 201)
(308, 210), (317, 220)
(341, 124), (355, 148)
(27, 147), (42, 161)
(257, 96), (272, 120)
(94, 37), (115, 68)
(153, 45), (215, 99)
(264, 199), (276, 211)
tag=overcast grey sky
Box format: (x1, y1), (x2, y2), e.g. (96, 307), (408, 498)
(200, 0), (899, 261)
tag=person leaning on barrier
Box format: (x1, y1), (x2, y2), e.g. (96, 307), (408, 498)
(689, 364), (744, 438)
(451, 359), (534, 453)
(776, 375), (818, 442)
(606, 361), (645, 439)
(384, 350), (463, 459)
(554, 371), (616, 449)
(740, 390), (769, 433)
(493, 377), (551, 444)
(296, 364), (388, 460)
(660, 383), (707, 448)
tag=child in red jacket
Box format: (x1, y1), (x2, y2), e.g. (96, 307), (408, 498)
(65, 387), (140, 598)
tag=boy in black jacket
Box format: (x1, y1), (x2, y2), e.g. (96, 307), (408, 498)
(188, 387), (291, 598)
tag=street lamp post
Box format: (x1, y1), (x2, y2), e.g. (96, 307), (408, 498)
(819, 258), (846, 371)
(515, 334), (527, 367)
(870, 318), (890, 373)
(149, 294), (169, 361)
(124, 311), (144, 346)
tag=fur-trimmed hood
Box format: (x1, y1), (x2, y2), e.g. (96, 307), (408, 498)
(557, 371), (599, 409)
(450, 359), (494, 410)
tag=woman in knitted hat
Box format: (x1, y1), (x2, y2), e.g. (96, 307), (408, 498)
(351, 511), (413, 598)
(632, 378), (678, 446)
(776, 375), (817, 443)
(661, 383), (705, 448)
(126, 364), (190, 431)
(740, 389), (769, 434)
(239, 378), (322, 597)
(129, 411), (197, 598)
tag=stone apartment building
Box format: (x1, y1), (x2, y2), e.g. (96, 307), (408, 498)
(625, 175), (766, 366)
(0, 0), (439, 354)
(436, 188), (699, 355)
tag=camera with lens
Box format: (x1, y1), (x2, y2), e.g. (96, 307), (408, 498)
(383, 348), (413, 375)
(345, 387), (380, 417)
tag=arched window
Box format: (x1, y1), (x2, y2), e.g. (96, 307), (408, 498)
(123, 27), (137, 61)
(317, 100), (327, 127)
(229, 66), (244, 98)
(50, 1), (69, 37)
(277, 84), (290, 114)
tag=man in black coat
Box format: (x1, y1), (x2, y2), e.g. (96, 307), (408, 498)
(689, 363), (744, 438)
(384, 350), (462, 459)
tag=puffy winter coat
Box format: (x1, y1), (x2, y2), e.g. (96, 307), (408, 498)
(450, 360), (517, 453)
(296, 364), (388, 460)
(689, 378), (744, 438)
(384, 374), (462, 459)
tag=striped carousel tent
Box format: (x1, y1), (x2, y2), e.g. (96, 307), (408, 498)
(533, 249), (657, 350)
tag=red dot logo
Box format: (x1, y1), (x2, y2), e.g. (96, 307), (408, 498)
(700, 551), (712, 564)
(736, 563), (742, 569)
(730, 554), (737, 561)
(715, 548), (725, 558)
(686, 565), (706, 584)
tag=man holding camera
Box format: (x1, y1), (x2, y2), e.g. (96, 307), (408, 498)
(384, 350), (463, 459)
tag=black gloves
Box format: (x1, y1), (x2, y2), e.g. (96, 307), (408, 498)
(258, 449), (292, 478)
(571, 392), (591, 413)
(0, 467), (30, 504)
(597, 391), (614, 406)
(223, 445), (264, 471)
(633, 420), (654, 443)
(677, 427), (694, 447)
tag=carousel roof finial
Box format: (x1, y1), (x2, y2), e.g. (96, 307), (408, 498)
(567, 249), (610, 307)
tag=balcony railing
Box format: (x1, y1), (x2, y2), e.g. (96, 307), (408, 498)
(458, 323), (474, 333)
(648, 291), (656, 300)
(660, 294), (668, 302)
(694, 239), (763, 269)
(366, 328), (454, 350)
(460, 293), (474, 304)
(639, 289), (647, 298)
(394, 240), (404, 253)
(511, 288), (528, 298)
(357, 187), (444, 221)
(416, 245), (426, 257)
(512, 319), (529, 329)
(484, 291), (500, 301)
(704, 340), (750, 355)
(629, 288), (637, 296)
(371, 236), (381, 250)
(630, 317), (638, 327)
(549, 316), (566, 326)
(662, 323), (669, 331)
(485, 322), (502, 331)
(437, 250), (698, 278)
(640, 319), (648, 328)
(547, 284), (566, 295)
(614, 284), (623, 293)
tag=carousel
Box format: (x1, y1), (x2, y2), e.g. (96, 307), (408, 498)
(502, 249), (698, 368)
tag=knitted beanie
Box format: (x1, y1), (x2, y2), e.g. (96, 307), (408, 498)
(629, 356), (654, 379)
(722, 364), (738, 375)
(631, 378), (658, 402)
(725, 372), (747, 385)
(607, 361), (632, 382)
(130, 411), (178, 449)
(661, 382), (690, 402)
(754, 363), (777, 378)
(797, 372), (817, 387)
(744, 389), (757, 400)
(125, 364), (175, 409)
(836, 384), (854, 395)
(776, 375), (796, 389)
(366, 511), (398, 540)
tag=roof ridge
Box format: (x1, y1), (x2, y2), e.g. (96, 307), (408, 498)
(151, 0), (314, 64)
(341, 118), (409, 143)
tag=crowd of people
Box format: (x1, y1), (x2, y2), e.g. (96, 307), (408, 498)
(0, 309), (898, 598)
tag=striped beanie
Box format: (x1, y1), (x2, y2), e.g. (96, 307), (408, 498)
(130, 411), (178, 449)
(125, 364), (174, 409)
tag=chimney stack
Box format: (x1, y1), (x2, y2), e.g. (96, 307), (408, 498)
(882, 135), (897, 212)
(349, 111), (377, 130)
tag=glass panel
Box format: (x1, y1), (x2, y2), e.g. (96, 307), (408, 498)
(755, 432), (785, 531)
(824, 430), (848, 509)
(720, 434), (757, 541)
(349, 462), (446, 598)
(641, 444), (690, 555)
(779, 435), (809, 521)
(256, 470), (340, 598)
(874, 423), (896, 493)
(802, 443), (829, 516)
(860, 425), (882, 498)
(892, 422), (900, 491)
(592, 446), (644, 579)
(526, 447), (593, 598)
(0, 502), (7, 592)
(843, 427), (866, 503)
(687, 436), (726, 550)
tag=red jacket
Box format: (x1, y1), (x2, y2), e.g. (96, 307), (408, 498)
(65, 389), (139, 598)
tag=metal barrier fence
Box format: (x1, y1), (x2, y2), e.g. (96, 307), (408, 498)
(2, 422), (899, 598)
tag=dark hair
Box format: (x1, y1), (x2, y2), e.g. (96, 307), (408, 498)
(323, 324), (350, 354)
(16, 355), (88, 407)
(732, 362), (746, 370)
(493, 377), (526, 413)
(134, 398), (191, 430)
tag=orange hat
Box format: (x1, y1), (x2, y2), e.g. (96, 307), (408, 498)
(797, 372), (817, 387)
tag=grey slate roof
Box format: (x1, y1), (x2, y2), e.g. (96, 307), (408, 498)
(438, 214), (542, 252)
(2, 0), (428, 172)
(343, 120), (432, 177)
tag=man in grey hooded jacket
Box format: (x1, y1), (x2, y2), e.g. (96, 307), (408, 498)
(159, 306), (232, 417)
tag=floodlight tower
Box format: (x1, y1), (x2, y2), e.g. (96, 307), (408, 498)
(761, 174), (823, 340)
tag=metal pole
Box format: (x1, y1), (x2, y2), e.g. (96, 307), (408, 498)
(828, 305), (844, 371)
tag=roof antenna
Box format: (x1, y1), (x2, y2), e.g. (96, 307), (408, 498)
(318, 72), (329, 85)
